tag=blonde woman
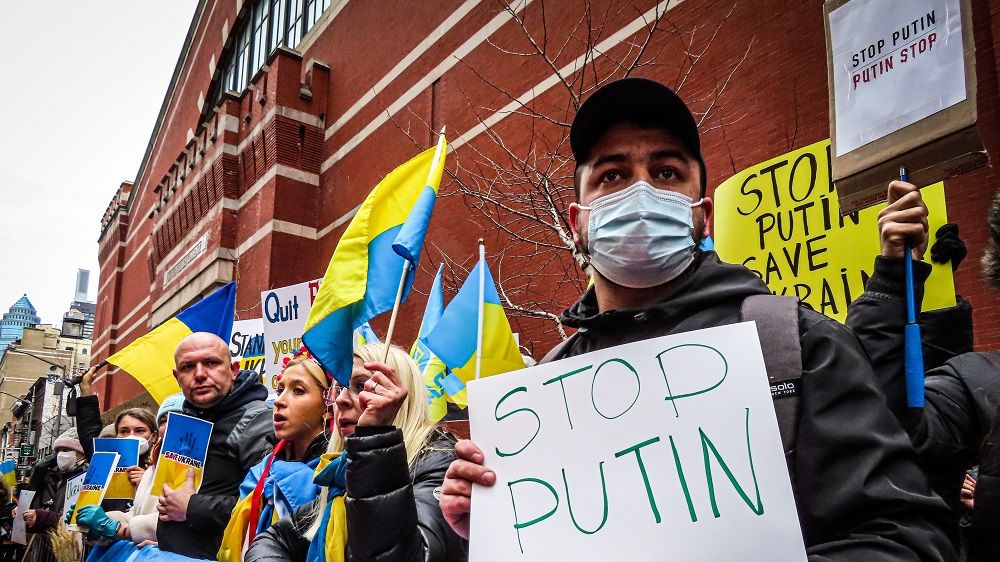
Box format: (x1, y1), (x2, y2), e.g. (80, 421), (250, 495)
(246, 344), (467, 561)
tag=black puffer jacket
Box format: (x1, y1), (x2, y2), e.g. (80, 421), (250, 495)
(246, 427), (467, 562)
(552, 251), (956, 560)
(847, 258), (1000, 518)
(156, 370), (273, 558)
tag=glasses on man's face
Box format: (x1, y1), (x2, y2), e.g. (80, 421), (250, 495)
(325, 377), (371, 406)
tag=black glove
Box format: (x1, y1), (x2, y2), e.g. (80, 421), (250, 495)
(930, 223), (967, 270)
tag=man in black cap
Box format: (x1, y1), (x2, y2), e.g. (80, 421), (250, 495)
(440, 77), (956, 559)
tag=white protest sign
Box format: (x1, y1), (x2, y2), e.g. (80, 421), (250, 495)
(64, 472), (84, 513)
(12, 489), (35, 545)
(261, 279), (322, 389)
(468, 322), (806, 561)
(830, 0), (965, 156)
(230, 318), (267, 395)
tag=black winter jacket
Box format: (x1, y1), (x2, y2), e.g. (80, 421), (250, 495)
(245, 427), (467, 562)
(551, 251), (956, 560)
(156, 370), (273, 558)
(847, 258), (1000, 516)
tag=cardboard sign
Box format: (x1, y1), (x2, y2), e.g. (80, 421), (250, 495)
(825, 0), (985, 213)
(94, 438), (140, 500)
(231, 318), (267, 394)
(11, 489), (35, 545)
(713, 139), (956, 322)
(467, 323), (806, 561)
(150, 413), (213, 497)
(261, 279), (322, 395)
(70, 451), (119, 526)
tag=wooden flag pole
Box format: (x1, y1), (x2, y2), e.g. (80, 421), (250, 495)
(475, 239), (485, 380)
(382, 128), (448, 362)
(382, 261), (411, 361)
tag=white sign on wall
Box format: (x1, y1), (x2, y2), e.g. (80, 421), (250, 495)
(467, 322), (806, 561)
(830, 0), (965, 155)
(261, 279), (322, 391)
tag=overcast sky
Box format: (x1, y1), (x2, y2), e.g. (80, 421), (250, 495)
(0, 1), (199, 328)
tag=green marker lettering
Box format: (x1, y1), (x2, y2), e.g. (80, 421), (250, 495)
(656, 344), (728, 418)
(494, 386), (540, 457)
(591, 358), (640, 420)
(562, 462), (609, 535)
(669, 435), (698, 522)
(508, 477), (559, 554)
(542, 365), (592, 430)
(700, 408), (764, 518)
(615, 436), (663, 523)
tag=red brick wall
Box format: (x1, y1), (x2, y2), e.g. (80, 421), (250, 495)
(95, 0), (1000, 409)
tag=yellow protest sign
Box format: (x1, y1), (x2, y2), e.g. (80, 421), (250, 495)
(714, 139), (955, 323)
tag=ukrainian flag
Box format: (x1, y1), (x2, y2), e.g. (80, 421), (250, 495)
(0, 459), (15, 491)
(421, 254), (524, 389)
(353, 322), (381, 349)
(411, 265), (465, 420)
(304, 134), (447, 385)
(106, 282), (236, 404)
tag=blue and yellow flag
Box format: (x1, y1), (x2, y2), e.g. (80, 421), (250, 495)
(353, 322), (381, 349)
(0, 460), (15, 491)
(411, 265), (465, 421)
(421, 256), (524, 394)
(106, 282), (236, 403)
(304, 135), (447, 385)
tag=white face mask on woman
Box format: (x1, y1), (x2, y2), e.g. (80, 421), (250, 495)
(123, 435), (150, 455)
(579, 181), (703, 288)
(56, 451), (79, 471)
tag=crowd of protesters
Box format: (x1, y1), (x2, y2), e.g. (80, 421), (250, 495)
(7, 77), (1000, 562)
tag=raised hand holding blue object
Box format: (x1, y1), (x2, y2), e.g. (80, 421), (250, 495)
(899, 167), (925, 408)
(75, 505), (120, 542)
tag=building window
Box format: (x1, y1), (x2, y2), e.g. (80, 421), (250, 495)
(207, 0), (332, 114)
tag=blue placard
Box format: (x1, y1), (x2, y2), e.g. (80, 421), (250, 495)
(94, 438), (140, 467)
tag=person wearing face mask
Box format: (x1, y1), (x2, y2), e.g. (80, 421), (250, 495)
(22, 429), (87, 562)
(440, 77), (956, 560)
(73, 368), (160, 513)
(73, 394), (186, 555)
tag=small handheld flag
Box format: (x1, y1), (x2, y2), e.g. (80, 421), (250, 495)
(421, 244), (524, 390)
(304, 133), (448, 384)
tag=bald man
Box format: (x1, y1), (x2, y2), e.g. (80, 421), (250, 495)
(155, 332), (273, 559)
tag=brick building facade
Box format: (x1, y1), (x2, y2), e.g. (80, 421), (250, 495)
(93, 0), (1000, 409)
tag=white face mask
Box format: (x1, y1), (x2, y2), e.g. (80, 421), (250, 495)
(579, 181), (702, 288)
(124, 435), (150, 456)
(56, 451), (79, 471)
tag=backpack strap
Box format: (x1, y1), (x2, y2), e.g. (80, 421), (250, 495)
(740, 295), (801, 467)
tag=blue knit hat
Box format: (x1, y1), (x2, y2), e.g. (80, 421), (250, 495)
(156, 392), (186, 426)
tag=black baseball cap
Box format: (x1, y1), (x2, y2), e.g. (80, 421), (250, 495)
(570, 78), (706, 194)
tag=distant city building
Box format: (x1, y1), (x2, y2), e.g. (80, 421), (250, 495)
(0, 295), (40, 348)
(64, 270), (95, 340)
(74, 269), (90, 303)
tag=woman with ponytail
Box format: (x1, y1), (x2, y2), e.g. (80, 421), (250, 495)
(246, 343), (467, 562)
